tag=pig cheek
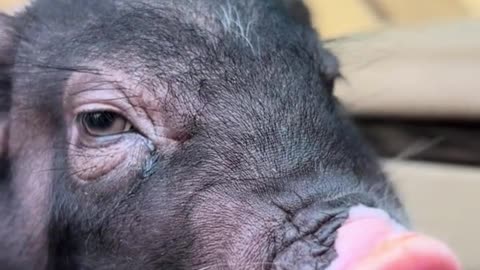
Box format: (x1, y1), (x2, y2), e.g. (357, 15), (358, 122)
(190, 195), (277, 269)
(8, 124), (54, 268)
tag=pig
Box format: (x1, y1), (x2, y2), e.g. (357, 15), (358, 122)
(0, 0), (460, 269)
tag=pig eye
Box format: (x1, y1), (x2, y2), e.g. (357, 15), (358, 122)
(78, 111), (133, 137)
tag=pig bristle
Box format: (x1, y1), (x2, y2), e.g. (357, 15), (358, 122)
(218, 1), (259, 54)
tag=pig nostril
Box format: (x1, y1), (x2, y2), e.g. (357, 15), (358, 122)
(311, 247), (329, 257)
(271, 211), (345, 270)
(270, 198), (352, 261)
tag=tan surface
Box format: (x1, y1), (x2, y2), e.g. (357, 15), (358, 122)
(329, 19), (480, 119)
(385, 160), (480, 270)
(0, 0), (27, 14)
(369, 0), (468, 23)
(306, 0), (479, 38)
(460, 0), (480, 15)
(306, 0), (385, 38)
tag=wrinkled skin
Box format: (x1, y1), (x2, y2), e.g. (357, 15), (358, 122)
(0, 0), (407, 269)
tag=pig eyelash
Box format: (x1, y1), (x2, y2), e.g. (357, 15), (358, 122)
(219, 1), (259, 54)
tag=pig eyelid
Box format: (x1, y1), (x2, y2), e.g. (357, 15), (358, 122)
(66, 71), (170, 143)
(70, 103), (152, 147)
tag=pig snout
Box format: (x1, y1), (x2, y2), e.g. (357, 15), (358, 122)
(272, 205), (460, 270)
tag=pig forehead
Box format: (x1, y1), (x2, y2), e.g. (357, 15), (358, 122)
(29, 0), (308, 45)
(17, 0), (339, 107)
(21, 0), (331, 70)
(51, 21), (334, 115)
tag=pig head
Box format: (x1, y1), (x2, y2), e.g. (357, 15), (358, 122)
(0, 1), (459, 269)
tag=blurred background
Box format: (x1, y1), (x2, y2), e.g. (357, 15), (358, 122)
(1, 0), (479, 268)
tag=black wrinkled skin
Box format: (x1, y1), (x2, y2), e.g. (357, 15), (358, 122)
(0, 0), (407, 269)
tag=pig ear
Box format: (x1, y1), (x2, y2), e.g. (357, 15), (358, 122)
(0, 13), (16, 159)
(281, 1), (341, 93)
(282, 0), (312, 26)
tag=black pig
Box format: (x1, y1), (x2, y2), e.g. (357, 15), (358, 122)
(0, 0), (460, 270)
